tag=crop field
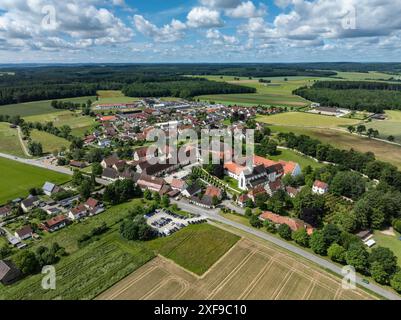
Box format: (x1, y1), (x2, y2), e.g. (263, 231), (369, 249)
(0, 157), (70, 205)
(270, 125), (401, 170)
(196, 77), (325, 108)
(98, 238), (375, 300)
(366, 110), (401, 143)
(0, 233), (155, 300)
(257, 112), (360, 128)
(0, 96), (96, 117)
(146, 223), (240, 275)
(28, 130), (70, 154)
(0, 122), (25, 157)
(24, 111), (96, 137)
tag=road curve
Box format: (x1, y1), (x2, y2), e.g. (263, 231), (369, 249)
(0, 152), (111, 186)
(173, 199), (401, 301)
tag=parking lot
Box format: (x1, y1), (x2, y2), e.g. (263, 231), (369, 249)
(145, 209), (206, 236)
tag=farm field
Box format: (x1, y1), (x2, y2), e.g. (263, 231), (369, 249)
(93, 90), (139, 106)
(27, 130), (70, 154)
(270, 148), (324, 169)
(366, 110), (401, 143)
(98, 238), (375, 300)
(257, 112), (360, 128)
(374, 230), (401, 265)
(269, 125), (401, 170)
(0, 122), (25, 157)
(0, 96), (96, 117)
(146, 223), (240, 275)
(333, 71), (401, 81)
(196, 77), (324, 108)
(0, 216), (238, 299)
(24, 111), (96, 137)
(0, 157), (70, 205)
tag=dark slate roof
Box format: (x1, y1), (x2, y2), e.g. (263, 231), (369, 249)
(21, 196), (39, 208)
(185, 183), (202, 196)
(102, 168), (119, 179)
(0, 260), (20, 281)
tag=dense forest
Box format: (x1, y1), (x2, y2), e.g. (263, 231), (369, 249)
(294, 81), (401, 113)
(122, 79), (255, 98)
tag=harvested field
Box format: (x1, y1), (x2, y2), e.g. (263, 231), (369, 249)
(97, 238), (375, 300)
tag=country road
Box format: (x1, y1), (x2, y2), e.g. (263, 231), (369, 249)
(172, 199), (401, 301)
(0, 152), (111, 186)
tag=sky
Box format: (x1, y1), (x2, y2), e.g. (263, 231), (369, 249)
(0, 0), (401, 63)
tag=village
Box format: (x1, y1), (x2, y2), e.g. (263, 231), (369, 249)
(1, 98), (332, 258)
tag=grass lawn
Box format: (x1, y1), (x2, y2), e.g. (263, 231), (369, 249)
(24, 111), (96, 137)
(374, 230), (401, 265)
(270, 148), (324, 169)
(270, 125), (401, 170)
(0, 123), (25, 157)
(28, 130), (70, 154)
(366, 110), (401, 143)
(146, 223), (240, 275)
(93, 90), (139, 106)
(196, 77), (324, 108)
(257, 112), (360, 128)
(0, 157), (70, 205)
(0, 96), (96, 117)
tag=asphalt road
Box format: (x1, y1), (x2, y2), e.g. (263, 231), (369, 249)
(172, 199), (401, 301)
(0, 152), (111, 186)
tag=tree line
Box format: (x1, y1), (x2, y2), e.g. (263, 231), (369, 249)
(294, 81), (401, 113)
(122, 79), (256, 99)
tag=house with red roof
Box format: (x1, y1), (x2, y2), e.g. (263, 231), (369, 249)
(312, 180), (329, 195)
(259, 211), (314, 235)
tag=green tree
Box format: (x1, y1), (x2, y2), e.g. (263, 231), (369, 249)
(292, 228), (310, 247)
(322, 224), (342, 248)
(327, 243), (346, 263)
(310, 231), (327, 255)
(370, 261), (390, 285)
(345, 243), (369, 273)
(161, 195), (170, 208)
(249, 214), (263, 228)
(264, 220), (277, 234)
(278, 224), (292, 240)
(390, 271), (401, 293)
(368, 247), (397, 277)
(13, 250), (40, 275)
(92, 162), (103, 176)
(330, 171), (366, 200)
(79, 179), (93, 199)
(143, 189), (152, 201)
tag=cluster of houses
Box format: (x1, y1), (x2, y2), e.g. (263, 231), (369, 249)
(0, 181), (105, 251)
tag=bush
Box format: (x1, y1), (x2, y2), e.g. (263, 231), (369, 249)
(120, 216), (156, 241)
(310, 231), (327, 255)
(278, 224), (292, 240)
(327, 243), (346, 263)
(249, 214), (263, 228)
(390, 271), (401, 293)
(393, 219), (401, 233)
(264, 220), (277, 234)
(292, 228), (310, 247)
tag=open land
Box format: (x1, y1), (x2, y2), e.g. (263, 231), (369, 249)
(366, 110), (401, 143)
(98, 238), (375, 300)
(0, 122), (25, 157)
(0, 156), (70, 205)
(0, 96), (96, 117)
(27, 130), (70, 154)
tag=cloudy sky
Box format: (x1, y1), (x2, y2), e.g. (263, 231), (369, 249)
(0, 0), (400, 63)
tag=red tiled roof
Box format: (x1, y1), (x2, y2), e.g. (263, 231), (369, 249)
(45, 215), (68, 228)
(313, 180), (328, 189)
(85, 198), (98, 209)
(100, 116), (116, 122)
(260, 211), (314, 235)
(204, 186), (222, 198)
(224, 162), (247, 176)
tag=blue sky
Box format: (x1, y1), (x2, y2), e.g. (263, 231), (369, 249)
(0, 0), (400, 63)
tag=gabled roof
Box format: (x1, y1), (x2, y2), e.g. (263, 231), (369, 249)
(170, 179), (186, 190)
(204, 186), (222, 198)
(16, 226), (33, 238)
(102, 168), (119, 179)
(313, 180), (329, 189)
(0, 205), (12, 217)
(85, 198), (99, 209)
(21, 196), (39, 208)
(0, 260), (20, 281)
(44, 215), (68, 228)
(260, 211), (314, 235)
(184, 183), (202, 196)
(102, 155), (120, 167)
(224, 162), (247, 176)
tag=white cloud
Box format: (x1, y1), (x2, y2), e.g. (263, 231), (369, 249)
(187, 7), (224, 28)
(0, 0), (133, 51)
(206, 28), (238, 44)
(134, 15), (186, 43)
(225, 1), (266, 19)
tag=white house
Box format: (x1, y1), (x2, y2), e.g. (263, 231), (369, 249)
(312, 180), (329, 195)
